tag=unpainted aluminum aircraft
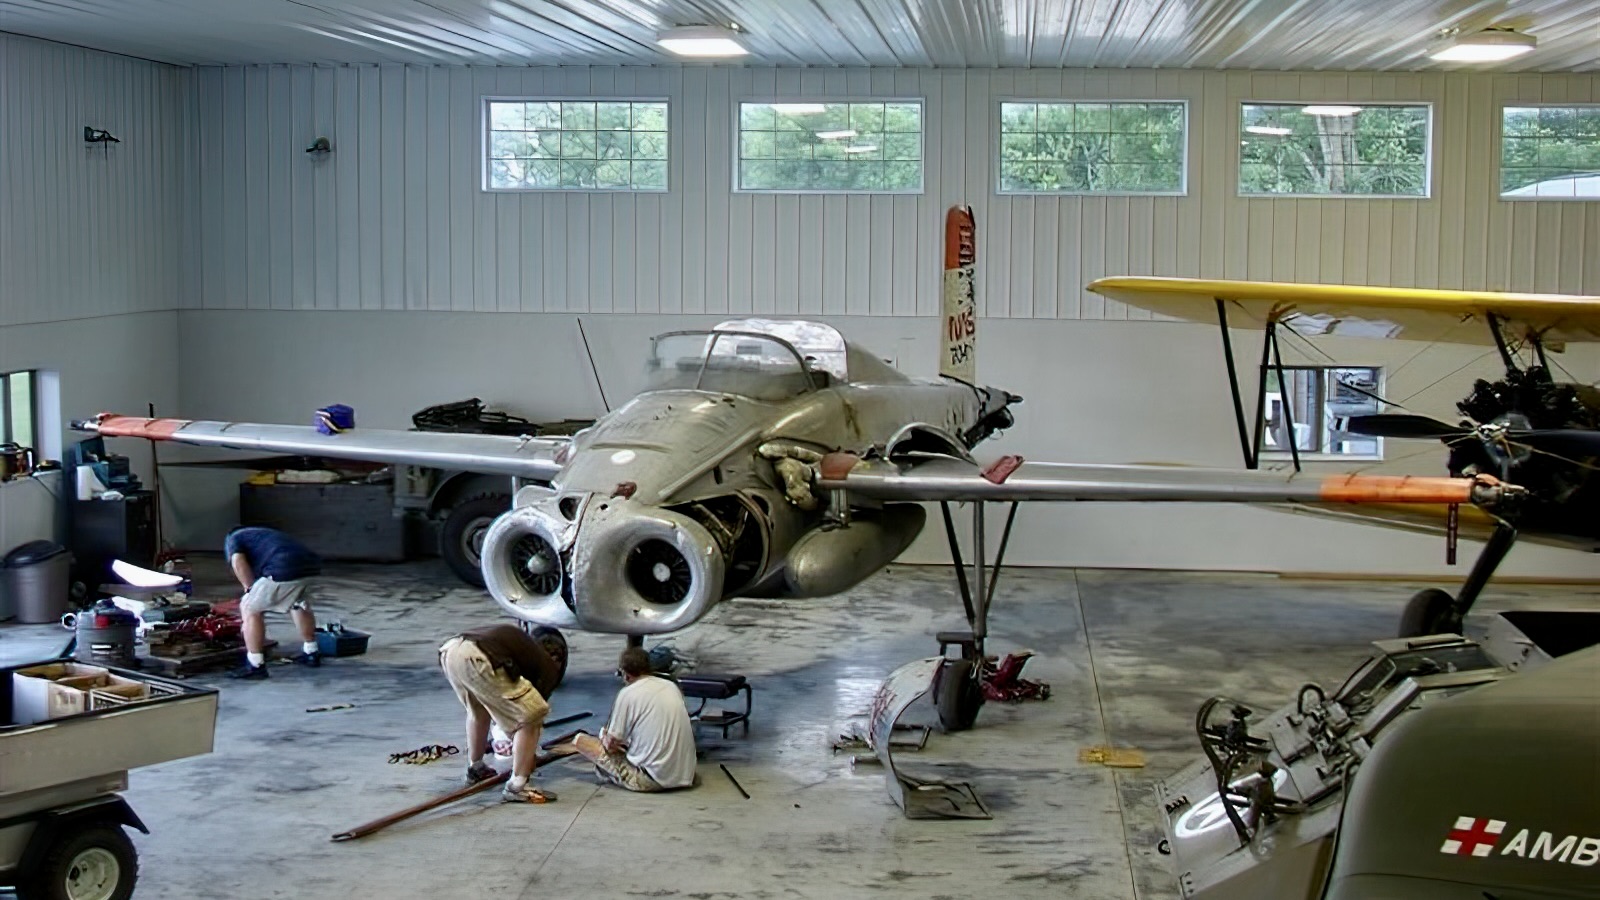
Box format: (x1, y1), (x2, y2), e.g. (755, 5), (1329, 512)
(75, 317), (1520, 725)
(1090, 276), (1600, 639)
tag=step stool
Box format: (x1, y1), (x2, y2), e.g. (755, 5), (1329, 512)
(676, 673), (752, 738)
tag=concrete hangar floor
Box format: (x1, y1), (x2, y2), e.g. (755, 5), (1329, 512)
(3, 558), (1595, 899)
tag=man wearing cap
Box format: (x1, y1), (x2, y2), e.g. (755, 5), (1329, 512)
(226, 526), (324, 679)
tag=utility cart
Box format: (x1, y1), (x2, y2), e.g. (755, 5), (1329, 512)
(0, 659), (218, 900)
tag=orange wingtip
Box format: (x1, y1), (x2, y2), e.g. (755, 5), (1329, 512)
(94, 415), (190, 440)
(1317, 475), (1477, 504)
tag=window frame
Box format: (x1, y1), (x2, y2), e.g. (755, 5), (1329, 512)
(1498, 102), (1600, 202)
(732, 97), (926, 195)
(480, 95), (671, 194)
(1, 369), (38, 451)
(1259, 364), (1386, 462)
(994, 98), (1190, 197)
(1236, 101), (1435, 200)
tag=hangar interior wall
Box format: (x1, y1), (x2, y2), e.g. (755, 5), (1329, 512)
(0, 34), (188, 554)
(5, 40), (1600, 577)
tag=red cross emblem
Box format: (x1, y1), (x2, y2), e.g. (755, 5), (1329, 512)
(1441, 816), (1506, 857)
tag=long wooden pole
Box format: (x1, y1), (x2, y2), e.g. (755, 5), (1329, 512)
(331, 748), (574, 842)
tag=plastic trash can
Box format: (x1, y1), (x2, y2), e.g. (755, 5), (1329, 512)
(3, 540), (73, 623)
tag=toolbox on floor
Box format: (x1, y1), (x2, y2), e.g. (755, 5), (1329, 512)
(315, 624), (370, 657)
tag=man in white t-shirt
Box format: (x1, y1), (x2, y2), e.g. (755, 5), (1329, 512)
(573, 647), (698, 792)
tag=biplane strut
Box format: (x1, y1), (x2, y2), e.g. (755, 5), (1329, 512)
(930, 499), (1020, 732)
(1210, 296), (1525, 639)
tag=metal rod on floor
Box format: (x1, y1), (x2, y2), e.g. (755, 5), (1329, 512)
(331, 747), (575, 842)
(720, 763), (750, 799)
(545, 710), (591, 729)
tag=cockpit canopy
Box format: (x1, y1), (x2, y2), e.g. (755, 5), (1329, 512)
(646, 319), (850, 402)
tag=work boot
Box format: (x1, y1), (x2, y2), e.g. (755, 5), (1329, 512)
(465, 761), (499, 785)
(293, 651), (323, 668)
(229, 662), (269, 680)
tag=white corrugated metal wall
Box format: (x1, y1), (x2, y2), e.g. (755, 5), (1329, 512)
(0, 33), (193, 327)
(188, 65), (1600, 317)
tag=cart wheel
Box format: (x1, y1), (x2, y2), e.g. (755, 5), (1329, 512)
(17, 822), (138, 900)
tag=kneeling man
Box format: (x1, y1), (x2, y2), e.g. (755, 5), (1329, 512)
(439, 624), (561, 803)
(575, 648), (697, 792)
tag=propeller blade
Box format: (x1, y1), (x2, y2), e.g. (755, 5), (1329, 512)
(1508, 429), (1600, 458)
(1345, 414), (1467, 440)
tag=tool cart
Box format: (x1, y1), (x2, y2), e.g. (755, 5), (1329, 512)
(0, 659), (218, 899)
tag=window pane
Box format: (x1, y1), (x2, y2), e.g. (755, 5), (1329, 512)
(1500, 105), (1600, 199)
(484, 98), (668, 192)
(1239, 103), (1429, 197)
(737, 101), (924, 192)
(6, 371), (32, 450)
(999, 101), (1185, 194)
(1262, 366), (1383, 457)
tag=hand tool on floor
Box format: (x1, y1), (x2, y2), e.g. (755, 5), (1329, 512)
(331, 746), (575, 842)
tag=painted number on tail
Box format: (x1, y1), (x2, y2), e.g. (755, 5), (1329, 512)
(942, 206), (977, 382)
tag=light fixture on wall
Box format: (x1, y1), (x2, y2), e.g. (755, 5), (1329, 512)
(771, 103), (825, 114)
(656, 25), (749, 58)
(305, 136), (332, 155)
(1301, 105), (1363, 117)
(83, 127), (119, 144)
(1245, 125), (1292, 135)
(1430, 26), (1536, 62)
(815, 129), (857, 140)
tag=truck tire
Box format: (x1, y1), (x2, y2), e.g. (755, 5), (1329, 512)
(441, 493), (511, 588)
(17, 822), (138, 900)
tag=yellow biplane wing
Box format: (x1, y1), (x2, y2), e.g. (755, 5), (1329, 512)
(1087, 276), (1600, 346)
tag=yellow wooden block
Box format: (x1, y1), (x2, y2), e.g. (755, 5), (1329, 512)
(1078, 745), (1146, 768)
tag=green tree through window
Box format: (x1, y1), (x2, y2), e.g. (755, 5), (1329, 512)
(737, 101), (923, 192)
(1501, 106), (1600, 198)
(1240, 104), (1429, 197)
(485, 100), (668, 192)
(999, 101), (1186, 194)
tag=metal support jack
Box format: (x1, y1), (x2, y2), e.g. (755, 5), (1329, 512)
(933, 499), (1019, 731)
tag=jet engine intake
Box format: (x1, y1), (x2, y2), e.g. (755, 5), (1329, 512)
(569, 497), (725, 633)
(781, 503), (926, 597)
(480, 502), (579, 628)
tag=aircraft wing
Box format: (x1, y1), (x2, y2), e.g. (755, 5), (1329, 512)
(73, 414), (568, 481)
(1087, 276), (1600, 345)
(816, 454), (1518, 514)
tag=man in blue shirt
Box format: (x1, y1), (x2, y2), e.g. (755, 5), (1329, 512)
(225, 526), (324, 679)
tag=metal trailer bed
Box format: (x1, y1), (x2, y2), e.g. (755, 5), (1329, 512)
(0, 658), (218, 900)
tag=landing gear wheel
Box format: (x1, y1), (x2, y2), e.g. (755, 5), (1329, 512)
(1398, 588), (1462, 638)
(17, 822), (137, 900)
(520, 624), (568, 688)
(440, 493), (511, 588)
(934, 657), (985, 733)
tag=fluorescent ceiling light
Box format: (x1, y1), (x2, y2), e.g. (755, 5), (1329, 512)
(1302, 105), (1363, 117)
(843, 144), (879, 154)
(1430, 27), (1536, 62)
(816, 129), (857, 140)
(657, 25), (749, 58)
(771, 103), (825, 114)
(1245, 125), (1292, 135)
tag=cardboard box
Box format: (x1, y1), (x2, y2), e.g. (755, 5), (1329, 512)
(88, 677), (152, 710)
(11, 663), (109, 724)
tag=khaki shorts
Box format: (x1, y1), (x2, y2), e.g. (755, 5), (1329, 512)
(438, 637), (550, 735)
(240, 577), (313, 615)
(592, 750), (662, 793)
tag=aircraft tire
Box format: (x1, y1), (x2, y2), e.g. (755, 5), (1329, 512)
(1398, 588), (1461, 638)
(935, 657), (984, 732)
(440, 493), (511, 588)
(520, 624), (568, 688)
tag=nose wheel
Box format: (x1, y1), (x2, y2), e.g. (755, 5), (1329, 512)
(519, 624), (569, 687)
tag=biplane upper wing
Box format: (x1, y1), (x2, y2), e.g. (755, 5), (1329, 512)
(73, 414), (568, 481)
(1087, 276), (1600, 346)
(816, 454), (1519, 514)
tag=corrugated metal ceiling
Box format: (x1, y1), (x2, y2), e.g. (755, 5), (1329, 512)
(1, 0), (1597, 70)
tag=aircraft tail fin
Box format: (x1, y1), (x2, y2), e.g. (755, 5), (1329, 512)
(941, 206), (977, 382)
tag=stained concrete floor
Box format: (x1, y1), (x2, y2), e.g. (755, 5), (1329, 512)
(3, 557), (1597, 900)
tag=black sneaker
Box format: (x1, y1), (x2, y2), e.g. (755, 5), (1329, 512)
(293, 651), (323, 668)
(465, 761), (499, 785)
(230, 662), (269, 680)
